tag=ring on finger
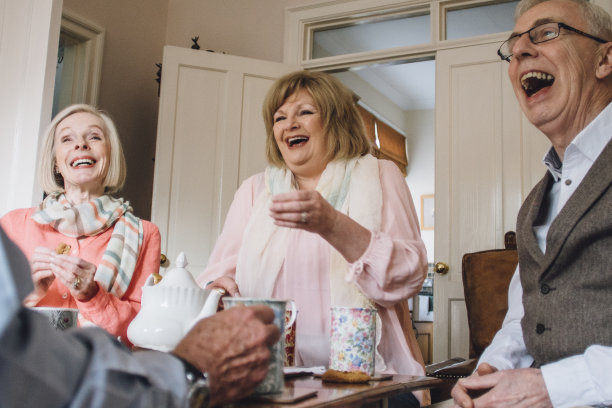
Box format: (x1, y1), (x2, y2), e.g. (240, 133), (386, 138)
(300, 211), (308, 223)
(71, 276), (81, 290)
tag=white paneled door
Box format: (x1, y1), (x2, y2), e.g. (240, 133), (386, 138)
(433, 42), (548, 362)
(152, 46), (297, 275)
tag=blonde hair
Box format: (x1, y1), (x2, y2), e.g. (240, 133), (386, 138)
(38, 104), (127, 195)
(262, 70), (372, 167)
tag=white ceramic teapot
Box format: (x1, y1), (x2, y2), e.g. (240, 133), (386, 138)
(127, 252), (224, 351)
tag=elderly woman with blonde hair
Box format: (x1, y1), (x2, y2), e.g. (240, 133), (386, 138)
(199, 71), (428, 406)
(1, 104), (161, 343)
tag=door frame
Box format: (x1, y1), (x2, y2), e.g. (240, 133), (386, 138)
(283, 0), (514, 69)
(55, 9), (105, 113)
(283, 0), (520, 363)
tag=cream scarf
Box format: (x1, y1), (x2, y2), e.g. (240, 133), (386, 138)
(32, 193), (143, 298)
(236, 154), (386, 369)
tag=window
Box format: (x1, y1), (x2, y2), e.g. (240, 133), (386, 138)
(312, 11), (430, 59)
(445, 1), (519, 40)
(357, 105), (408, 175)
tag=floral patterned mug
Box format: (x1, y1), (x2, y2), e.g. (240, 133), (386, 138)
(329, 306), (376, 376)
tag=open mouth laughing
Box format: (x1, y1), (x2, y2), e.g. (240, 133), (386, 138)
(71, 157), (96, 168)
(521, 71), (555, 97)
(287, 136), (309, 147)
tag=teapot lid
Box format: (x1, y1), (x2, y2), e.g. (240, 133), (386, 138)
(158, 252), (198, 288)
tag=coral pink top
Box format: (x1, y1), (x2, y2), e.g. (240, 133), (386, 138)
(1, 207), (160, 343)
(198, 160), (428, 377)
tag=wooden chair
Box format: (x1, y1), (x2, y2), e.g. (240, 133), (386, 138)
(461, 231), (517, 359)
(426, 232), (518, 401)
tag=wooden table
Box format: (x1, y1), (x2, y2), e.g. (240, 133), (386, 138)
(229, 374), (443, 407)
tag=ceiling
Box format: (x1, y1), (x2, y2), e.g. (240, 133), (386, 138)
(347, 60), (436, 111)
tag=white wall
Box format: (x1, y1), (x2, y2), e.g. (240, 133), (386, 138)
(0, 0), (62, 216)
(405, 109), (435, 263)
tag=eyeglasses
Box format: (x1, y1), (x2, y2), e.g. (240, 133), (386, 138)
(497, 22), (608, 62)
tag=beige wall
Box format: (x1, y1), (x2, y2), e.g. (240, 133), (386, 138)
(62, 0), (169, 219)
(165, 0), (284, 62)
(164, 0), (325, 63)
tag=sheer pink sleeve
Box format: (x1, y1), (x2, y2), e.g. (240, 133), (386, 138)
(349, 160), (427, 307)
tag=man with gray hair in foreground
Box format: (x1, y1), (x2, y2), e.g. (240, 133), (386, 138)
(452, 0), (612, 407)
(0, 224), (280, 408)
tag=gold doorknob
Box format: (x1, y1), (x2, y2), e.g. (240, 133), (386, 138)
(160, 253), (169, 267)
(434, 262), (449, 275)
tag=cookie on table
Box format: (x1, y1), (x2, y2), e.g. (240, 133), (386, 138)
(321, 369), (371, 383)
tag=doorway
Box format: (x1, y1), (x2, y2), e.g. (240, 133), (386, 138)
(52, 10), (104, 116)
(328, 58), (436, 362)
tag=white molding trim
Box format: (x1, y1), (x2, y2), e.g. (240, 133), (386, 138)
(60, 9), (105, 106)
(0, 0), (63, 214)
(284, 0), (512, 70)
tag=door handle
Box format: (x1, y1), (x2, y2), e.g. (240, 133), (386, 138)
(434, 262), (449, 275)
(160, 253), (169, 267)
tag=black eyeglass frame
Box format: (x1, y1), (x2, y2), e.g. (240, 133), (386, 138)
(497, 22), (609, 62)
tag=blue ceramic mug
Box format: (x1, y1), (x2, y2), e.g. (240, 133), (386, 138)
(222, 297), (296, 394)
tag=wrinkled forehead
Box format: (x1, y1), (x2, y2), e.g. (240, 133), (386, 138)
(514, 0), (585, 33)
(54, 112), (107, 140)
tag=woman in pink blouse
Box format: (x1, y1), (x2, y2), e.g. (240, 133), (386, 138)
(198, 71), (428, 406)
(1, 104), (160, 344)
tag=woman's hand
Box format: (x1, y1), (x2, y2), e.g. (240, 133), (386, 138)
(24, 246), (57, 306)
(269, 190), (338, 235)
(270, 190), (371, 263)
(207, 276), (240, 297)
(49, 254), (99, 302)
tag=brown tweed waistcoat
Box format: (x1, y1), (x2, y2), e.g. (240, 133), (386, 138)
(517, 139), (612, 367)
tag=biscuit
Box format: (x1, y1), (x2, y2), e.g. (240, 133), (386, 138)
(55, 243), (71, 255)
(321, 368), (371, 383)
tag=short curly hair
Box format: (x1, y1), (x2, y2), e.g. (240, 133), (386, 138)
(38, 104), (126, 195)
(515, 0), (612, 41)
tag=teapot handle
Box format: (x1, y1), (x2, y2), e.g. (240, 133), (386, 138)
(144, 272), (164, 286)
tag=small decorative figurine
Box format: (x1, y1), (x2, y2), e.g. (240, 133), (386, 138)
(191, 36), (200, 50)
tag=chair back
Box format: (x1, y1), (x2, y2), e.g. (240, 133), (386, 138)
(461, 231), (518, 358)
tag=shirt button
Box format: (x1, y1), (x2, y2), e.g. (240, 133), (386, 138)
(565, 179), (572, 186)
(540, 284), (550, 294)
(536, 323), (546, 334)
(62, 293), (68, 299)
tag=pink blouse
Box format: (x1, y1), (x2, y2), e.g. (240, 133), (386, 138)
(1, 207), (161, 343)
(198, 159), (428, 378)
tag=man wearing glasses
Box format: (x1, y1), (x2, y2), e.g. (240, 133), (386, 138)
(451, 0), (612, 407)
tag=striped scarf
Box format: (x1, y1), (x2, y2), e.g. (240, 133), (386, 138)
(32, 193), (143, 298)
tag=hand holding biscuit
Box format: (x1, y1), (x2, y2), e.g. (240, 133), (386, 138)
(48, 253), (99, 301)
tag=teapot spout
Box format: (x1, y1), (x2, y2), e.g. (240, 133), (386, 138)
(188, 288), (226, 331)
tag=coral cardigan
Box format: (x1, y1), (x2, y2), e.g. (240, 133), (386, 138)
(0, 207), (161, 343)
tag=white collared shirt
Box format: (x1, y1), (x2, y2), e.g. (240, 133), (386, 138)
(479, 102), (612, 408)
